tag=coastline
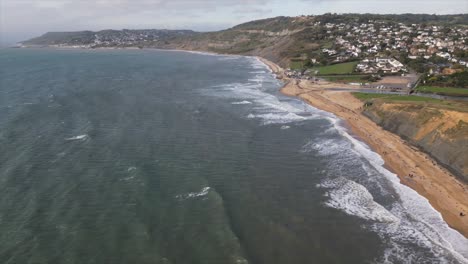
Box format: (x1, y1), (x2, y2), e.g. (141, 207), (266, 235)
(257, 57), (468, 238)
(14, 47), (468, 237)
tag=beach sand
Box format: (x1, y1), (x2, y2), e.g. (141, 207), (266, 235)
(258, 57), (468, 238)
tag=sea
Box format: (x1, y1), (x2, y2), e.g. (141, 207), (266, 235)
(0, 48), (467, 264)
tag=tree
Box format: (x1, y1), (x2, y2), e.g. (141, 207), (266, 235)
(304, 59), (314, 68)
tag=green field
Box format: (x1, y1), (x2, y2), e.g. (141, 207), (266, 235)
(416, 86), (468, 96)
(352, 93), (443, 102)
(290, 61), (305, 70)
(312, 61), (359, 75)
(323, 75), (369, 83)
(352, 92), (468, 112)
(289, 61), (359, 74)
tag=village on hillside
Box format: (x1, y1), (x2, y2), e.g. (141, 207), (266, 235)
(19, 14), (468, 96)
(284, 19), (467, 94)
(323, 21), (467, 67)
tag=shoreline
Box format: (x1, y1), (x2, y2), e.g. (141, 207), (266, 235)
(13, 47), (468, 237)
(257, 57), (468, 238)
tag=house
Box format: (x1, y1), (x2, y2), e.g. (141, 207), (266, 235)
(436, 52), (451, 59)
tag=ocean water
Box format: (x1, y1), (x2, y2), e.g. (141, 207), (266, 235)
(0, 48), (467, 264)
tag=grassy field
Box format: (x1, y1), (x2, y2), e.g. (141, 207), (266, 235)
(289, 61), (359, 74)
(352, 93), (443, 102)
(312, 61), (359, 75)
(323, 75), (369, 83)
(290, 61), (305, 70)
(416, 86), (468, 97)
(352, 92), (468, 112)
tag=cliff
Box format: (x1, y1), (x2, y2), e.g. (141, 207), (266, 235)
(363, 102), (468, 181)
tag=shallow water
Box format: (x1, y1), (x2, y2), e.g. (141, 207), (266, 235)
(0, 48), (467, 264)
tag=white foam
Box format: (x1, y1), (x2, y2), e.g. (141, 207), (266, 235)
(206, 55), (468, 261)
(251, 62), (268, 70)
(302, 138), (351, 156)
(118, 167), (139, 182)
(319, 177), (400, 223)
(121, 175), (136, 181)
(231, 101), (252, 105)
(319, 176), (468, 263)
(176, 187), (211, 201)
(280, 125), (291, 130)
(208, 76), (324, 125)
(252, 57), (271, 71)
(317, 118), (468, 263)
(151, 49), (243, 61)
(247, 74), (274, 84)
(217, 56), (241, 61)
(185, 51), (240, 58)
(247, 112), (310, 125)
(65, 134), (88, 141)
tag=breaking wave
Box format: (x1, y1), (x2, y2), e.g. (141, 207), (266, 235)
(250, 56), (468, 262)
(231, 101), (252, 105)
(205, 55), (468, 262)
(319, 177), (400, 223)
(206, 58), (328, 126)
(65, 134), (88, 141)
(313, 120), (468, 263)
(318, 175), (468, 263)
(176, 187), (211, 201)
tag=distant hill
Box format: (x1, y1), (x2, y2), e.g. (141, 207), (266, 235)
(21, 29), (196, 47)
(21, 14), (468, 67)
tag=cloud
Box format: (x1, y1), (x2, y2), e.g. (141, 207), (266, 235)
(2, 0), (272, 29)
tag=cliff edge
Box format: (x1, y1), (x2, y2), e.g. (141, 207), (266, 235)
(363, 101), (468, 181)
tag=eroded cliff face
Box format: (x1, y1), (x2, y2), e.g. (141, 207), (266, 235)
(363, 102), (468, 181)
(162, 33), (298, 68)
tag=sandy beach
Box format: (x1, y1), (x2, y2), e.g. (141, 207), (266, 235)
(258, 57), (468, 238)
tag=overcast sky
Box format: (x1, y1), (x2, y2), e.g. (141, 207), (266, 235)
(1, 0), (467, 44)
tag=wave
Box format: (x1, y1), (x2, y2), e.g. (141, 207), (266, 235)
(207, 56), (468, 261)
(151, 49), (244, 61)
(319, 176), (468, 263)
(65, 134), (88, 141)
(250, 60), (270, 70)
(319, 177), (400, 223)
(247, 112), (310, 125)
(302, 138), (352, 156)
(314, 119), (468, 263)
(176, 187), (211, 201)
(207, 80), (325, 125)
(231, 101), (252, 105)
(248, 78), (265, 83)
(183, 50), (243, 59)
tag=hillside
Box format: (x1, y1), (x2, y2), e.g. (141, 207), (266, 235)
(22, 29), (196, 48)
(21, 14), (468, 68)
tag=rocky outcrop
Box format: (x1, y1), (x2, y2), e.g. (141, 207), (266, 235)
(363, 102), (468, 181)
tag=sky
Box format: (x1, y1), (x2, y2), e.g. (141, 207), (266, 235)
(1, 0), (467, 44)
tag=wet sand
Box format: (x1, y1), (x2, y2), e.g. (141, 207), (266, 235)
(258, 57), (468, 238)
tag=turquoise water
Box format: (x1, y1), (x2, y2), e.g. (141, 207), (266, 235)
(0, 48), (467, 264)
